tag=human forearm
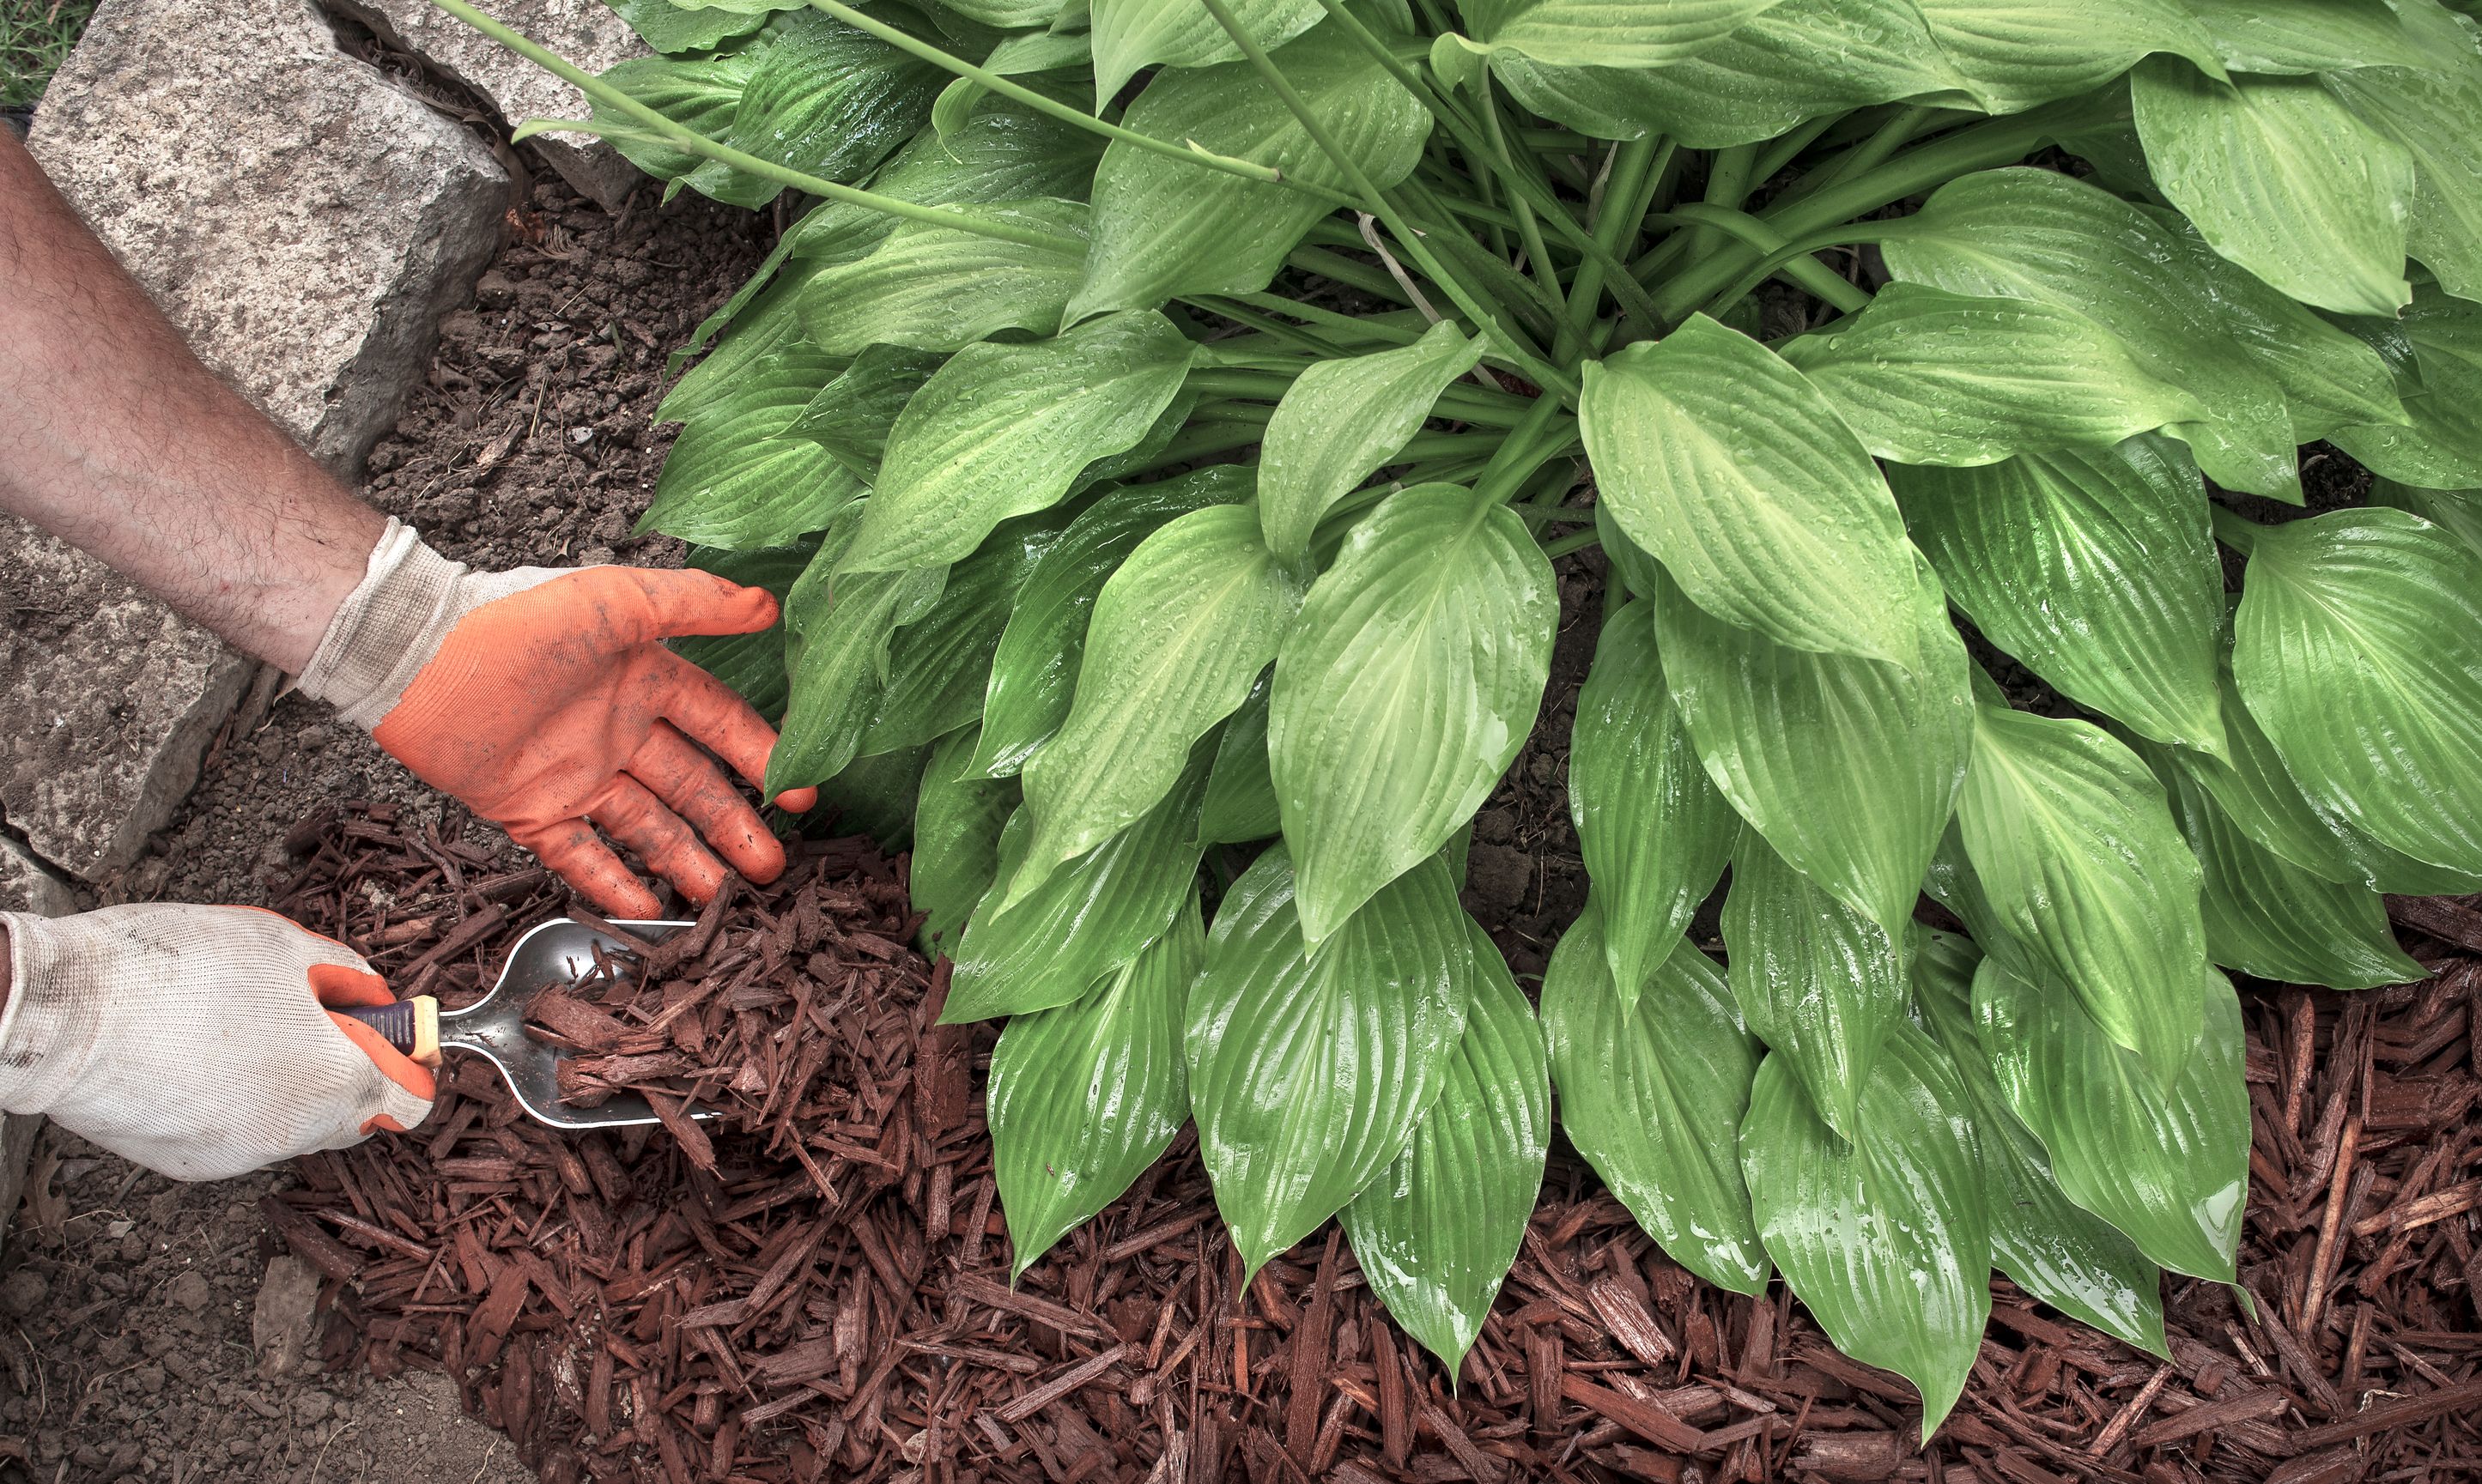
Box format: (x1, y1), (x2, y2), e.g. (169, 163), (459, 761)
(0, 134), (382, 672)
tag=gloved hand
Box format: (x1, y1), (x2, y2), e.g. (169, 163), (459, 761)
(0, 906), (434, 1180)
(297, 521), (818, 918)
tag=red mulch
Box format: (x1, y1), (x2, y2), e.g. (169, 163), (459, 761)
(266, 803), (2482, 1484)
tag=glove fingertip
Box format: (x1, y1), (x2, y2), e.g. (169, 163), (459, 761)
(773, 785), (819, 814)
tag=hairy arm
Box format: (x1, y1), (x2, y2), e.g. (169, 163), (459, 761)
(0, 133), (383, 673)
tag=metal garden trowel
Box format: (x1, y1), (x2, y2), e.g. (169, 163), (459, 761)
(339, 916), (697, 1130)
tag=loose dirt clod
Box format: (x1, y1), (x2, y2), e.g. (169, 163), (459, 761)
(264, 804), (2482, 1483)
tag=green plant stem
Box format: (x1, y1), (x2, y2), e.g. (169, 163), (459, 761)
(1479, 74), (1565, 319)
(1234, 294), (1429, 345)
(1648, 205), (1871, 314)
(1813, 105), (1938, 191)
(1198, 0), (1576, 399)
(1180, 298), (1350, 358)
(438, 48), (1081, 257)
(1472, 393), (1573, 506)
(1556, 134), (1664, 361)
(1540, 526), (1601, 560)
(1747, 114), (1842, 188)
(801, 0), (1359, 206)
(1184, 367), (1532, 425)
(1647, 103), (2090, 324)
(1701, 224), (1902, 319)
(1286, 246), (1417, 306)
(2209, 506), (2262, 554)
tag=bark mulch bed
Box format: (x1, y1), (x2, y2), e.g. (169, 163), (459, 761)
(265, 803), (2482, 1484)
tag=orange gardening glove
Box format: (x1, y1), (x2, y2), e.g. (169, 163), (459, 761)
(0, 906), (434, 1180)
(297, 520), (816, 917)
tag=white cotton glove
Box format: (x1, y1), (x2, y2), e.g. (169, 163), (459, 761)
(0, 906), (435, 1180)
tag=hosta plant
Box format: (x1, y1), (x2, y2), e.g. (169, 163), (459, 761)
(441, 0), (2482, 1434)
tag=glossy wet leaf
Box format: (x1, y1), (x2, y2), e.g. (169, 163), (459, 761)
(675, 540), (817, 725)
(932, 31), (1090, 142)
(796, 198), (1091, 356)
(1270, 485), (1557, 947)
(1781, 285), (2208, 468)
(1186, 848), (1478, 1278)
(1454, 0), (1784, 67)
(991, 894), (1203, 1279)
(781, 102), (1106, 270)
(1654, 564), (1973, 943)
(1740, 1022), (1988, 1439)
(1199, 675), (1282, 846)
(1909, 0), (2224, 112)
(1953, 702), (2209, 1087)
(865, 511), (1066, 754)
(606, 0), (769, 54)
(1259, 324), (1488, 569)
(2183, 0), (2429, 74)
(1010, 506), (1300, 899)
(1913, 931), (2169, 1358)
(1343, 922), (1548, 1372)
(768, 518), (947, 793)
(970, 469), (1253, 781)
(640, 348), (865, 550)
(1581, 315), (1922, 666)
(1890, 437), (2225, 755)
(1974, 954), (2248, 1282)
(1542, 904), (1769, 1294)
(1090, 0), (1326, 100)
(1721, 832), (1911, 1142)
(593, 48), (772, 203)
(786, 345), (944, 479)
(943, 752), (1210, 1022)
(718, 11), (944, 196)
(844, 311), (1198, 572)
(1486, 0), (1962, 148)
(2229, 507), (2482, 878)
(1071, 21), (1429, 319)
(2331, 286), (2482, 488)
(911, 727), (1020, 960)
(2131, 62), (2413, 318)
(2371, 478), (2482, 558)
(1569, 598), (1736, 1005)
(2160, 760), (2426, 990)
(1884, 168), (2305, 499)
(2328, 33), (2482, 305)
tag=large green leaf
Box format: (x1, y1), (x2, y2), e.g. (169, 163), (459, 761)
(1342, 923), (1548, 1372)
(864, 510), (1066, 754)
(1954, 702), (2208, 1087)
(2131, 62), (2414, 318)
(2127, 655), (2482, 896)
(785, 345), (944, 479)
(592, 48), (772, 203)
(606, 0), (769, 54)
(990, 893), (1202, 1279)
(1912, 931), (2168, 1359)
(1974, 954), (2248, 1281)
(1010, 506), (1301, 899)
(1069, 21), (1429, 319)
(2182, 0), (2429, 73)
(1721, 832), (1912, 1142)
(931, 30), (1092, 142)
(1090, 0), (1326, 100)
(2161, 761), (2426, 990)
(1581, 315), (1922, 665)
(1654, 564), (1973, 942)
(1542, 905), (1769, 1294)
(782, 102), (1106, 270)
(843, 312), (1199, 572)
(1883, 167), (2306, 499)
(717, 11), (944, 196)
(1258, 324), (1488, 569)
(2372, 477), (2482, 557)
(943, 751), (1209, 1022)
(910, 726), (1019, 960)
(1569, 598), (1736, 1004)
(1453, 0), (1784, 66)
(640, 346), (863, 549)
(1781, 285), (2208, 467)
(1740, 1023), (1989, 1438)
(1199, 675), (1282, 845)
(1187, 847), (1478, 1278)
(2330, 34), (2482, 305)
(1909, 0), (2224, 112)
(675, 540), (816, 725)
(968, 468), (1253, 780)
(2332, 286), (2482, 487)
(1890, 437), (2226, 754)
(2230, 506), (2482, 876)
(1486, 0), (1963, 148)
(768, 517), (947, 793)
(1269, 485), (1557, 947)
(797, 198), (1091, 356)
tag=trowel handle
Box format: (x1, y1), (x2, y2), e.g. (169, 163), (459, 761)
(337, 996), (444, 1068)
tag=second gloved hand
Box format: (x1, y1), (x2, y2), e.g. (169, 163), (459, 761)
(0, 906), (434, 1180)
(297, 521), (819, 918)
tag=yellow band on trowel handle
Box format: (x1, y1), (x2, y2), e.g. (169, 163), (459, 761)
(334, 996), (443, 1068)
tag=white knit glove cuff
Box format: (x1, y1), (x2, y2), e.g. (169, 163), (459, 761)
(0, 911), (102, 1113)
(295, 518), (584, 730)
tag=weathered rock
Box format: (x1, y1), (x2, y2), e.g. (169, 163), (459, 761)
(27, 0), (507, 474)
(0, 833), (76, 918)
(337, 0), (651, 209)
(0, 519), (256, 882)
